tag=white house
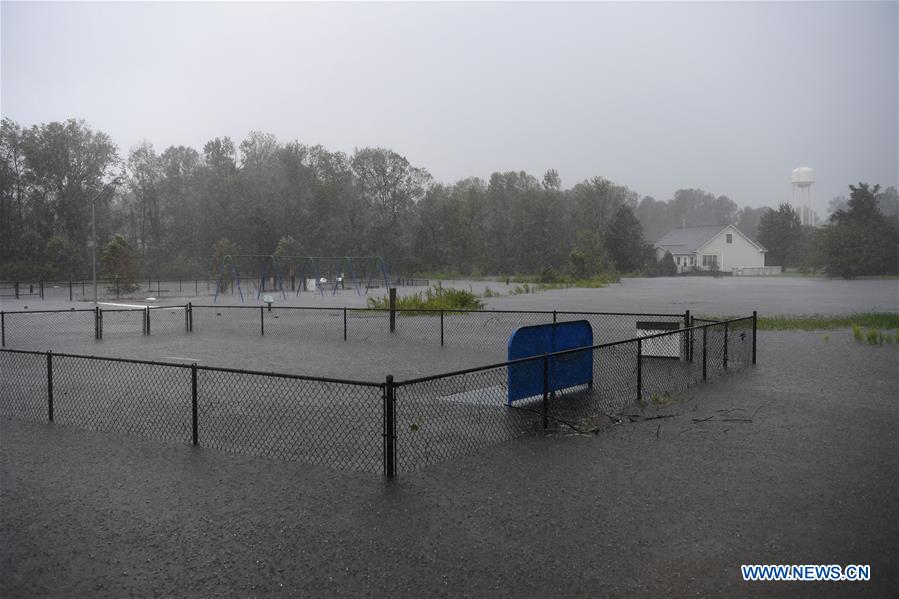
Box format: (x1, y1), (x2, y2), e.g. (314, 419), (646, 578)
(654, 224), (767, 273)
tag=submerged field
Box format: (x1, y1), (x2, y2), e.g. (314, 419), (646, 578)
(2, 330), (897, 597)
(5, 275), (897, 316)
(1, 276), (897, 596)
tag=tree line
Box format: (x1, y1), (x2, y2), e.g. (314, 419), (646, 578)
(1, 118), (896, 280)
(758, 184), (898, 277)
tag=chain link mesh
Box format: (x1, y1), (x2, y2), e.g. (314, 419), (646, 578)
(4, 305), (692, 352)
(394, 361), (543, 473)
(52, 355), (193, 445)
(100, 309), (145, 338)
(191, 306), (260, 338)
(197, 369), (383, 472)
(727, 317), (754, 369)
(0, 350), (47, 421)
(261, 307), (342, 342)
(148, 306), (189, 335)
(2, 310), (95, 348)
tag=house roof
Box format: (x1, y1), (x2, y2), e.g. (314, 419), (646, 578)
(654, 225), (728, 253)
(654, 224), (767, 254)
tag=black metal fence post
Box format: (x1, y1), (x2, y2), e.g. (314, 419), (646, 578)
(188, 302), (194, 332)
(752, 311), (757, 365)
(145, 307), (151, 336)
(702, 325), (707, 381)
(69, 280), (73, 302)
(184, 303), (190, 332)
(723, 321), (729, 369)
(14, 282), (18, 299)
(47, 351), (54, 423)
(343, 308), (347, 341)
(440, 309), (444, 347)
(389, 288), (396, 333)
(637, 338), (642, 404)
(260, 306), (265, 336)
(1, 312), (5, 347)
(542, 353), (549, 430)
(685, 309), (691, 362)
(195, 279), (198, 296)
(40, 280), (44, 299)
(383, 375), (396, 478)
(191, 363), (198, 446)
(553, 310), (557, 325)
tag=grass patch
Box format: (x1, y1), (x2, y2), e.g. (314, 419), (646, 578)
(366, 285), (484, 310)
(650, 392), (683, 406)
(509, 271), (619, 292)
(697, 313), (899, 331)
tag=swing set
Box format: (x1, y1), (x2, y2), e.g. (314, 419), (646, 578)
(276, 256), (390, 297)
(213, 254), (389, 302)
(213, 255), (287, 303)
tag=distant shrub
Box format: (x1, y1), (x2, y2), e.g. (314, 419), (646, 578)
(865, 329), (880, 345)
(367, 285), (484, 310)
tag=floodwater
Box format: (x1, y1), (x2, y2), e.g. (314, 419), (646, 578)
(2, 276), (896, 315)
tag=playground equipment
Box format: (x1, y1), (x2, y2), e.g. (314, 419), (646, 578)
(213, 254), (389, 302)
(213, 255), (287, 303)
(275, 256), (390, 297)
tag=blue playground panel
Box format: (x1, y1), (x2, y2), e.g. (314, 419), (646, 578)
(507, 320), (594, 404)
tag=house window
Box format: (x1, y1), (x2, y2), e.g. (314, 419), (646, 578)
(702, 254), (718, 268)
(676, 256), (681, 265)
(726, 233), (733, 244)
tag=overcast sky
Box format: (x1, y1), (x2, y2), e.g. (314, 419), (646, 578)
(2, 1), (897, 209)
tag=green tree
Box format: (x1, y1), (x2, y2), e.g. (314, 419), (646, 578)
(17, 119), (120, 273)
(824, 183), (898, 278)
(653, 251), (677, 277)
(758, 204), (801, 267)
(273, 235), (304, 278)
(126, 141), (162, 256)
(44, 235), (82, 278)
(604, 204), (648, 273)
(569, 250), (590, 278)
(100, 235), (138, 291)
(736, 206), (768, 241)
(798, 226), (826, 272)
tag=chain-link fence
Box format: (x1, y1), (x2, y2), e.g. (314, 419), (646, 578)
(1, 309), (96, 348)
(0, 348), (386, 472)
(1, 275), (430, 302)
(197, 367), (384, 471)
(1, 277), (219, 301)
(2, 304), (693, 351)
(1, 315), (757, 476)
(390, 316), (756, 473)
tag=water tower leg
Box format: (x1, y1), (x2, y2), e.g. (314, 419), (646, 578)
(811, 185), (815, 226)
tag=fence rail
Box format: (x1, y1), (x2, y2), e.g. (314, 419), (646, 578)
(1, 314), (757, 476)
(0, 274), (430, 301)
(1, 303), (691, 350)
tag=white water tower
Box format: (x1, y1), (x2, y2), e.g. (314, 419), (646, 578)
(791, 167), (816, 226)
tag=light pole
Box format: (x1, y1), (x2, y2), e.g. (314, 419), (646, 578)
(90, 177), (122, 305)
